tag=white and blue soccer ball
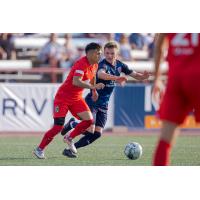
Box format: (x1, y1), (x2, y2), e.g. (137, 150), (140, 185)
(124, 142), (143, 160)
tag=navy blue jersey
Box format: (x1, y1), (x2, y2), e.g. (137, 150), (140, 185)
(85, 59), (133, 109)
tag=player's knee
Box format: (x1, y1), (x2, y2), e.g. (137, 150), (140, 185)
(54, 117), (65, 126)
(87, 124), (95, 133)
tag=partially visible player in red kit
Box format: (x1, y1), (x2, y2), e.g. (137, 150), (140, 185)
(33, 43), (105, 159)
(152, 33), (200, 166)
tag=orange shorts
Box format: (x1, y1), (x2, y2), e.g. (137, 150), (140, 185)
(53, 98), (90, 119)
(159, 71), (200, 124)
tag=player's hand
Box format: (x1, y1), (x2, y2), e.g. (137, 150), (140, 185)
(141, 70), (150, 81)
(152, 79), (165, 105)
(94, 83), (105, 90)
(116, 77), (127, 86)
(92, 90), (99, 102)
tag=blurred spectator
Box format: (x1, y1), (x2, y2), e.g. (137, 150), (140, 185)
(0, 33), (16, 60)
(100, 33), (115, 44)
(84, 33), (99, 38)
(74, 46), (85, 61)
(60, 34), (77, 69)
(81, 33), (115, 41)
(103, 33), (115, 41)
(60, 45), (85, 82)
(37, 33), (64, 67)
(114, 33), (123, 42)
(129, 33), (145, 50)
(118, 34), (133, 61)
(143, 33), (155, 58)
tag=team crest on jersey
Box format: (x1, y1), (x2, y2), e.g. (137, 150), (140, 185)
(55, 106), (59, 113)
(117, 67), (122, 73)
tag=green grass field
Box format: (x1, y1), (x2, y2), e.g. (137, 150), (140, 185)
(0, 134), (200, 166)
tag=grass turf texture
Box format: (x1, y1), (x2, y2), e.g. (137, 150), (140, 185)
(0, 134), (200, 166)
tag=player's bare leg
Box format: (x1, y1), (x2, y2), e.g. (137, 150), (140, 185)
(86, 124), (95, 133)
(77, 111), (93, 120)
(95, 126), (103, 133)
(153, 120), (179, 166)
(160, 120), (179, 145)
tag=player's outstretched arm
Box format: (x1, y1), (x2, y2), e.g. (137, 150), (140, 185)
(98, 69), (127, 86)
(129, 70), (150, 81)
(97, 69), (118, 81)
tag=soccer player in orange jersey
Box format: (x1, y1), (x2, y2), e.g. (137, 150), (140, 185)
(152, 33), (200, 165)
(33, 43), (105, 159)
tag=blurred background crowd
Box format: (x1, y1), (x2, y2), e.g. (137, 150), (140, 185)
(0, 33), (156, 83)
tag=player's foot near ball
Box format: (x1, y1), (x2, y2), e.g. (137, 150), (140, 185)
(33, 147), (45, 159)
(61, 118), (75, 136)
(63, 135), (77, 154)
(62, 148), (77, 158)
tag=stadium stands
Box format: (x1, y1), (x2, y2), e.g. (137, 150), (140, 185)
(0, 33), (159, 83)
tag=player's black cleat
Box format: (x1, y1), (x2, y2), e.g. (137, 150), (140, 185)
(61, 118), (75, 136)
(62, 148), (77, 158)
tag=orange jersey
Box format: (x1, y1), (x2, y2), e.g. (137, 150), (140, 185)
(55, 56), (98, 102)
(166, 33), (200, 76)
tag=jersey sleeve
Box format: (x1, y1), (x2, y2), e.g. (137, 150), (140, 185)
(121, 62), (133, 75)
(73, 62), (86, 77)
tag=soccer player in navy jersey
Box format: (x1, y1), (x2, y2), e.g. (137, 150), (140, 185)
(61, 41), (150, 158)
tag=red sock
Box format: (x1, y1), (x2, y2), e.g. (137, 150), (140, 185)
(69, 119), (93, 139)
(38, 125), (63, 150)
(153, 140), (171, 166)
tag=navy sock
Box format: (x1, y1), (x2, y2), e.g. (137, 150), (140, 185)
(89, 131), (101, 143)
(74, 131), (101, 149)
(74, 131), (93, 149)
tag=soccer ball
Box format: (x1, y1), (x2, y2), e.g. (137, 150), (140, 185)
(124, 142), (143, 160)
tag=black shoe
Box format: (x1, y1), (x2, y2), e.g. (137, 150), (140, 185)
(62, 148), (77, 158)
(61, 118), (75, 136)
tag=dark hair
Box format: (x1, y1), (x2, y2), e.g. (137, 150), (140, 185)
(85, 42), (102, 53)
(104, 41), (119, 50)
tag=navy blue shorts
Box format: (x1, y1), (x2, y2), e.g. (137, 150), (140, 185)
(85, 96), (108, 128)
